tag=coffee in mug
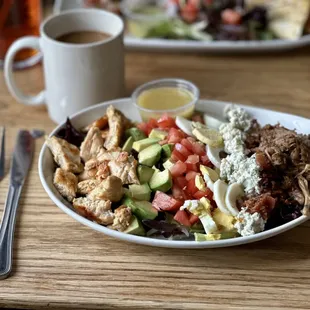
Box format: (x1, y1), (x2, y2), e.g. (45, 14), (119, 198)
(4, 9), (125, 124)
(56, 31), (112, 44)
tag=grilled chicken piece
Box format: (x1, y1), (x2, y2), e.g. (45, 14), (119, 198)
(77, 179), (100, 195)
(82, 115), (108, 132)
(80, 127), (104, 162)
(53, 168), (78, 202)
(46, 136), (83, 173)
(104, 105), (124, 150)
(73, 197), (114, 225)
(78, 168), (97, 182)
(96, 161), (110, 181)
(96, 149), (121, 162)
(79, 156), (112, 182)
(101, 129), (109, 140)
(110, 205), (132, 232)
(88, 175), (123, 202)
(108, 153), (139, 185)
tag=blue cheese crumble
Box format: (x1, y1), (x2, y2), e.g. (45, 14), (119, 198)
(219, 123), (245, 154)
(224, 105), (252, 131)
(220, 105), (252, 154)
(234, 208), (265, 237)
(220, 152), (260, 194)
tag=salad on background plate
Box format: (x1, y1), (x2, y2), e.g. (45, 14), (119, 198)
(84, 0), (310, 42)
(45, 104), (310, 242)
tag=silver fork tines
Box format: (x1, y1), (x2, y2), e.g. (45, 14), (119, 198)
(0, 127), (5, 181)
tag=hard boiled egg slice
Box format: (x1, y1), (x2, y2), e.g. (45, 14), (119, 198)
(200, 165), (219, 192)
(175, 116), (194, 136)
(203, 114), (224, 130)
(225, 183), (244, 216)
(213, 180), (231, 215)
(206, 145), (223, 169)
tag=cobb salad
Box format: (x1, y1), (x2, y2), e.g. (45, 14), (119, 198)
(46, 104), (310, 241)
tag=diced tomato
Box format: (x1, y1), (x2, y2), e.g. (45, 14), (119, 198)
(193, 188), (213, 200)
(201, 155), (211, 166)
(185, 171), (199, 181)
(171, 149), (187, 162)
(170, 161), (187, 177)
(188, 0), (201, 7)
(191, 114), (204, 124)
(157, 114), (176, 129)
(221, 9), (242, 25)
(186, 154), (199, 164)
(189, 213), (200, 225)
(172, 184), (185, 200)
(192, 142), (205, 156)
(181, 138), (194, 152)
(175, 143), (192, 158)
(185, 154), (199, 172)
(180, 2), (199, 23)
(168, 128), (185, 144)
(148, 118), (158, 129)
(137, 122), (149, 136)
(152, 191), (182, 212)
(174, 176), (187, 189)
(193, 190), (206, 200)
(186, 178), (199, 196)
(186, 162), (198, 172)
(174, 210), (191, 226)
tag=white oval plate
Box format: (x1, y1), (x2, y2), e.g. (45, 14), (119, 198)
(38, 98), (309, 248)
(124, 35), (310, 53)
(54, 1), (310, 53)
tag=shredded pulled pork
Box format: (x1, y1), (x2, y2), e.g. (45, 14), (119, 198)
(244, 123), (310, 221)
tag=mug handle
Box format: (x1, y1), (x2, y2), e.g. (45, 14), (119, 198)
(4, 36), (45, 105)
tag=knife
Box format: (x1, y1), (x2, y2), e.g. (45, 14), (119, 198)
(0, 130), (34, 279)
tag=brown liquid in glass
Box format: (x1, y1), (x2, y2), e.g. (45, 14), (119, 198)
(0, 0), (41, 61)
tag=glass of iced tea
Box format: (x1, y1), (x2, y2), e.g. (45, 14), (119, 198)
(0, 0), (42, 69)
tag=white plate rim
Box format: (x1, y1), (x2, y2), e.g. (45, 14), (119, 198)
(124, 35), (310, 52)
(38, 98), (309, 249)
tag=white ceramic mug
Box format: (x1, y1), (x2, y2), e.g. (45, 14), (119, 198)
(4, 9), (125, 124)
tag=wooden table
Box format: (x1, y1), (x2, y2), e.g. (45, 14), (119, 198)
(1, 47), (310, 310)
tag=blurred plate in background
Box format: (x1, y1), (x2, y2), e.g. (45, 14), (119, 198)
(54, 0), (310, 52)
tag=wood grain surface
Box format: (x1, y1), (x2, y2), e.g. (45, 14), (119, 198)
(1, 43), (310, 310)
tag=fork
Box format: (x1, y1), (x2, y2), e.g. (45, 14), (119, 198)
(0, 127), (4, 181)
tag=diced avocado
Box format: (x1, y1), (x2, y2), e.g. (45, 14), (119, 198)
(149, 169), (172, 193)
(194, 231), (238, 242)
(163, 159), (174, 170)
(152, 165), (161, 174)
(137, 165), (154, 183)
(122, 136), (134, 153)
(195, 233), (220, 241)
(123, 188), (130, 197)
(149, 128), (168, 140)
(123, 215), (145, 236)
(126, 127), (146, 141)
(189, 222), (205, 234)
(128, 183), (151, 201)
(162, 144), (174, 158)
(138, 144), (162, 167)
(123, 197), (158, 220)
(133, 138), (160, 152)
